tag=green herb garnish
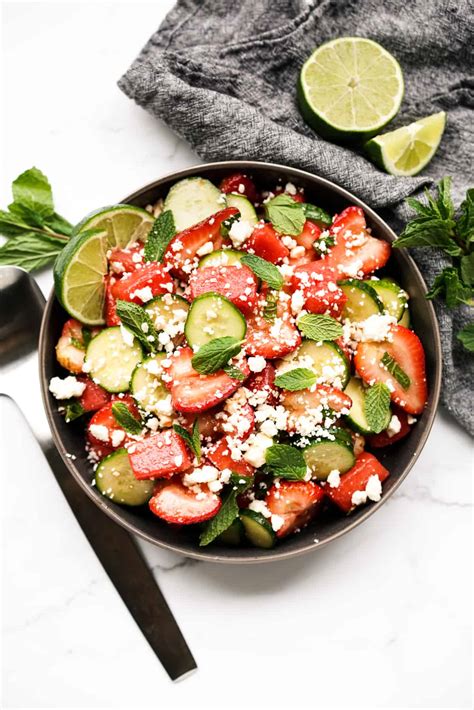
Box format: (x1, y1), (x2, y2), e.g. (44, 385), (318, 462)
(191, 336), (242, 375)
(111, 402), (143, 435)
(265, 444), (307, 480)
(115, 300), (159, 353)
(264, 193), (306, 236)
(240, 253), (284, 290)
(380, 352), (411, 390)
(143, 210), (176, 262)
(274, 367), (317, 391)
(297, 313), (343, 341)
(364, 383), (391, 434)
(173, 419), (201, 462)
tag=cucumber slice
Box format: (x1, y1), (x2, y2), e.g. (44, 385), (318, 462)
(85, 327), (142, 393)
(95, 448), (154, 505)
(130, 352), (169, 414)
(240, 509), (276, 549)
(279, 339), (350, 388)
(368, 278), (408, 321)
(225, 193), (258, 224)
(164, 177), (224, 231)
(144, 294), (189, 343)
(198, 249), (244, 268)
(344, 376), (391, 435)
(303, 429), (355, 480)
(217, 519), (243, 546)
(185, 293), (247, 348)
(339, 280), (384, 322)
(399, 306), (411, 328)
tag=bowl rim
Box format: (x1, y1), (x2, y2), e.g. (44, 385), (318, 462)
(39, 160), (442, 564)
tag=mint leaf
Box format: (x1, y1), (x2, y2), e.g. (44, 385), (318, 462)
(44, 212), (73, 237)
(115, 300), (159, 353)
(262, 289), (279, 322)
(240, 254), (283, 290)
(199, 489), (239, 546)
(191, 337), (242, 374)
(394, 216), (460, 256)
(274, 368), (317, 391)
(460, 253), (474, 286)
(426, 267), (472, 308)
(297, 313), (343, 341)
(144, 210), (175, 262)
(457, 188), (474, 246)
(302, 203), (332, 226)
(380, 353), (411, 390)
(313, 232), (335, 257)
(223, 365), (246, 381)
(11, 167), (54, 218)
(457, 322), (474, 352)
(111, 402), (143, 435)
(364, 383), (391, 433)
(0, 209), (33, 237)
(173, 419), (201, 462)
(265, 444), (307, 480)
(264, 194), (305, 236)
(0, 232), (63, 271)
(63, 400), (85, 423)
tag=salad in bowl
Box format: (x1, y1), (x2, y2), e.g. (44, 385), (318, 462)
(46, 168), (429, 551)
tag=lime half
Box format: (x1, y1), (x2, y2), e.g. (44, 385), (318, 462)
(298, 37), (404, 141)
(74, 204), (154, 247)
(365, 111), (446, 176)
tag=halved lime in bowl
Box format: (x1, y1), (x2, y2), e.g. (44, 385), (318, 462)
(298, 37), (404, 142)
(73, 204), (154, 246)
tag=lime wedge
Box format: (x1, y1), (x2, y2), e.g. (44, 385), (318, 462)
(364, 111), (446, 176)
(54, 205), (154, 325)
(74, 204), (154, 248)
(298, 37), (404, 141)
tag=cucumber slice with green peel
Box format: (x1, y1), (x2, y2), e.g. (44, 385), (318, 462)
(95, 448), (154, 506)
(225, 193), (258, 224)
(240, 509), (276, 549)
(85, 327), (142, 393)
(217, 519), (243, 546)
(74, 205), (154, 247)
(339, 280), (384, 322)
(198, 249), (244, 268)
(280, 339), (350, 389)
(144, 294), (189, 341)
(368, 278), (408, 321)
(399, 307), (411, 328)
(344, 376), (391, 435)
(303, 430), (355, 480)
(164, 177), (224, 231)
(130, 353), (169, 414)
(184, 293), (247, 348)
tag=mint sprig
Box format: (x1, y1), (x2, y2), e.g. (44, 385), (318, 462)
(143, 210), (176, 262)
(264, 194), (305, 236)
(275, 367), (317, 391)
(364, 383), (391, 434)
(457, 322), (474, 351)
(115, 300), (159, 353)
(199, 476), (252, 546)
(191, 336), (242, 374)
(297, 313), (342, 341)
(111, 402), (143, 435)
(265, 444), (307, 480)
(240, 253), (283, 290)
(173, 419), (201, 462)
(302, 203), (332, 226)
(380, 352), (411, 390)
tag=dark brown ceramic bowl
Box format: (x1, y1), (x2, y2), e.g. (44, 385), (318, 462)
(39, 161), (441, 563)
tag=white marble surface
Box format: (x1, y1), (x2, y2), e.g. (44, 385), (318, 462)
(1, 3), (472, 708)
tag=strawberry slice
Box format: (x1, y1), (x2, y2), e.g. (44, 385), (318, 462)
(245, 292), (301, 359)
(291, 263), (346, 317)
(108, 243), (144, 275)
(281, 385), (352, 430)
(354, 325), (427, 415)
(86, 438), (114, 461)
(246, 363), (278, 405)
(207, 437), (255, 477)
(149, 479), (221, 524)
(77, 377), (111, 413)
(326, 452), (389, 513)
(111, 262), (173, 304)
(266, 480), (325, 538)
(244, 222), (289, 263)
(164, 347), (249, 413)
(87, 399), (137, 449)
(219, 173), (259, 204)
(368, 407), (411, 448)
(163, 207), (238, 279)
(128, 430), (192, 480)
(189, 264), (258, 316)
(104, 275), (121, 326)
(295, 220), (321, 251)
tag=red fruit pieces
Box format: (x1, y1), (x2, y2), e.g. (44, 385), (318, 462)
(219, 173), (259, 204)
(108, 243), (144, 275)
(149, 479), (221, 524)
(207, 437), (255, 477)
(246, 363), (278, 405)
(111, 262), (173, 304)
(129, 430), (192, 480)
(368, 408), (412, 448)
(244, 223), (289, 263)
(326, 452), (390, 513)
(78, 377), (111, 412)
(266, 480), (325, 538)
(245, 294), (301, 359)
(189, 264), (258, 316)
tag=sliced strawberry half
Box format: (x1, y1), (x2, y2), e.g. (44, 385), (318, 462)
(219, 173), (259, 204)
(164, 347), (249, 413)
(207, 437), (255, 477)
(354, 325), (428, 415)
(77, 377), (111, 413)
(244, 222), (289, 263)
(128, 430), (193, 480)
(281, 385), (352, 430)
(246, 362), (278, 405)
(87, 400), (136, 450)
(111, 262), (173, 303)
(163, 207), (238, 279)
(291, 263), (347, 317)
(108, 243), (144, 275)
(367, 407), (412, 448)
(326, 452), (390, 513)
(266, 480), (325, 538)
(189, 264), (258, 316)
(149, 479), (221, 524)
(295, 220), (321, 251)
(245, 293), (301, 359)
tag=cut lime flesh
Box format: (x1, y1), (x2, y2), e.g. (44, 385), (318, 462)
(298, 37), (404, 141)
(364, 112), (446, 176)
(74, 204), (154, 248)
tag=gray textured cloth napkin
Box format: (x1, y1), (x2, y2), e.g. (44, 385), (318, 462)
(119, 0), (473, 434)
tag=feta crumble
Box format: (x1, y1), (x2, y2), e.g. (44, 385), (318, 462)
(49, 376), (86, 400)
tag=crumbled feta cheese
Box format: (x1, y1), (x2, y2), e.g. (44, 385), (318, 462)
(248, 355), (266, 373)
(407, 415), (417, 425)
(351, 489), (367, 506)
(290, 245), (306, 260)
(130, 286), (153, 303)
(327, 469), (341, 488)
(387, 414), (402, 438)
(120, 324), (135, 347)
(228, 219), (254, 247)
(365, 474), (382, 502)
(242, 433), (274, 468)
(49, 376), (86, 400)
(248, 499), (271, 518)
(196, 241), (214, 257)
(285, 182), (297, 195)
(281, 235), (297, 249)
(111, 430), (125, 447)
(89, 424), (110, 443)
(291, 289), (305, 315)
(271, 514), (285, 532)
